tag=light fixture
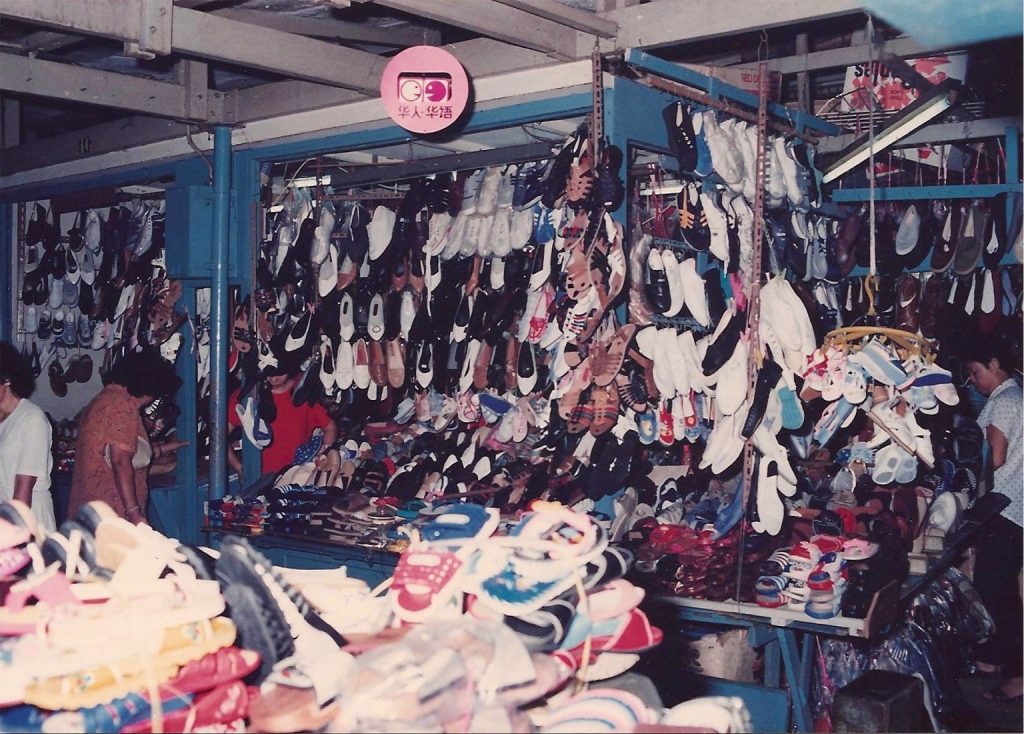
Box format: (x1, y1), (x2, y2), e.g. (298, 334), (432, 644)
(290, 174), (332, 188)
(822, 79), (959, 184)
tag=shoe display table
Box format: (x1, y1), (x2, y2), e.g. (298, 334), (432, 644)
(650, 585), (900, 733)
(204, 527), (399, 587)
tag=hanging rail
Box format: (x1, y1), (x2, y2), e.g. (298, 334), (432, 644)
(621, 48), (841, 141)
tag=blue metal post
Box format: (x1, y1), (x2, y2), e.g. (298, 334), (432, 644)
(210, 126), (231, 500)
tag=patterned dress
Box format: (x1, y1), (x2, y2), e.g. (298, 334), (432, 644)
(69, 384), (151, 519)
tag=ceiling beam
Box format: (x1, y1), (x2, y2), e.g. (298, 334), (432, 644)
(0, 0), (389, 93)
(765, 36), (935, 75)
(220, 38), (554, 124)
(1, 115), (193, 175)
(328, 140), (554, 187)
(209, 7), (442, 47)
(14, 0), (221, 54)
(605, 0), (864, 51)
(171, 8), (387, 93)
(0, 52), (211, 121)
(363, 0), (582, 59)
(490, 0), (617, 37)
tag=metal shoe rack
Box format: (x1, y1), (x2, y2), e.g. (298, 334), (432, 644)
(606, 53), (916, 734)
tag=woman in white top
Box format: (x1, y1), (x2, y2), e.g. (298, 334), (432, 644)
(0, 340), (56, 531)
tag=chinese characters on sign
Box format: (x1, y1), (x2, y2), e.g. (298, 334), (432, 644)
(381, 47), (470, 134)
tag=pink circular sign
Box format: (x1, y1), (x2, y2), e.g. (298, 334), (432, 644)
(380, 46), (470, 134)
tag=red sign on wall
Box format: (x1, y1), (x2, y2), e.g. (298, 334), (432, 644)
(380, 46), (470, 134)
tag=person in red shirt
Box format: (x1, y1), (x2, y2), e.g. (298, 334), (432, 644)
(227, 363), (337, 482)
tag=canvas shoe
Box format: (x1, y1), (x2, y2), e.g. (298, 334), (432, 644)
(459, 168), (486, 215)
(678, 257), (709, 327)
(894, 204), (921, 256)
(664, 332), (691, 399)
(23, 305), (38, 335)
(700, 191), (730, 265)
(77, 313), (93, 348)
(765, 137), (788, 207)
(60, 308), (78, 348)
(658, 101), (699, 176)
(661, 249), (686, 317)
(734, 121), (758, 202)
(676, 182), (710, 252)
(714, 338), (748, 416)
(48, 276), (64, 310)
(702, 111), (742, 190)
(651, 327), (676, 398)
(63, 277), (79, 308)
(718, 119), (747, 193)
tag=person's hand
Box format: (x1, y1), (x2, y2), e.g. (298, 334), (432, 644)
(161, 439), (190, 453)
(126, 505), (146, 523)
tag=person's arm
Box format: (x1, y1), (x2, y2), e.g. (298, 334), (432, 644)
(110, 444), (145, 523)
(321, 419), (338, 450)
(152, 438), (189, 460)
(987, 424), (1009, 470)
(12, 475), (37, 506)
(227, 444), (244, 479)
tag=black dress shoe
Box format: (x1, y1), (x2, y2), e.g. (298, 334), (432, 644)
(644, 250), (672, 314)
(701, 308), (745, 377)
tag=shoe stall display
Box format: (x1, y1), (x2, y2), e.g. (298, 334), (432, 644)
(0, 497), (755, 733)
(2, 11), (1020, 730)
(213, 122), (642, 544)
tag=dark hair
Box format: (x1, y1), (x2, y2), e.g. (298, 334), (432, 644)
(104, 348), (183, 398)
(960, 333), (1020, 375)
(0, 341), (35, 399)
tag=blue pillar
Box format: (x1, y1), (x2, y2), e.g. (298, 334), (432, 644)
(210, 126), (231, 500)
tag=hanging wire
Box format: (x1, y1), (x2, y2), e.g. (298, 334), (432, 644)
(866, 14), (878, 280)
(186, 125), (214, 184)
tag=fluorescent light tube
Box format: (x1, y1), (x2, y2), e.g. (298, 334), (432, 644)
(822, 80), (957, 184)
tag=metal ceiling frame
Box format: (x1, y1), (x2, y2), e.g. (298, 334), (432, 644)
(7, 0), (991, 187)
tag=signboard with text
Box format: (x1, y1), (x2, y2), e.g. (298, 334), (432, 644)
(839, 52), (968, 112)
(381, 46), (470, 134)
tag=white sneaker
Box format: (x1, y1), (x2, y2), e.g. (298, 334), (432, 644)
(425, 211), (452, 256)
(701, 191), (730, 266)
(678, 257), (709, 326)
(475, 167), (502, 216)
(661, 249), (686, 317)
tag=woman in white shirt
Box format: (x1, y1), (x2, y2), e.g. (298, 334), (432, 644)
(0, 340), (56, 532)
(964, 337), (1023, 703)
